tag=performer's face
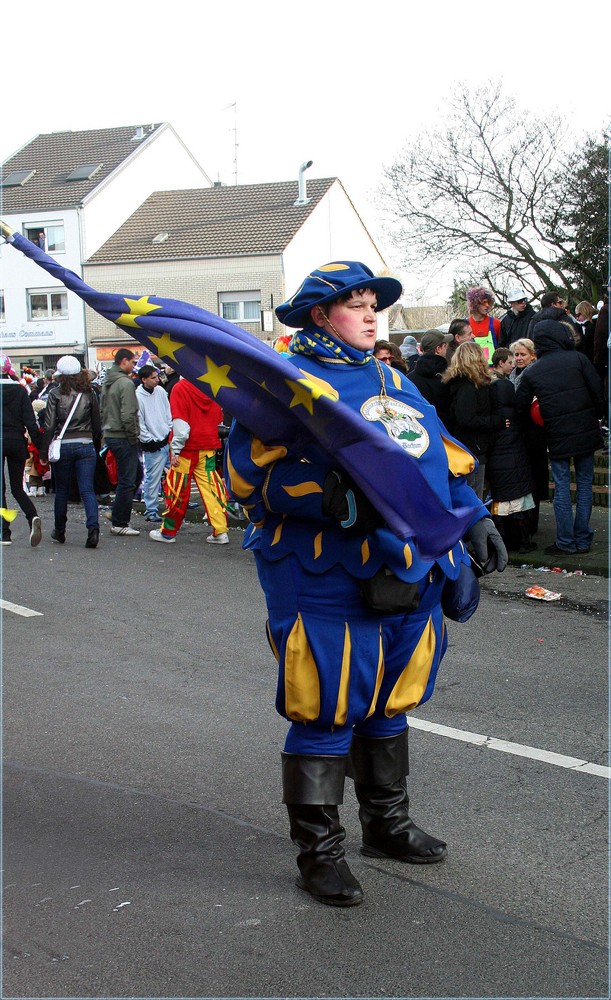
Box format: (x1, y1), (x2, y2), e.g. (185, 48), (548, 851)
(313, 290), (378, 352)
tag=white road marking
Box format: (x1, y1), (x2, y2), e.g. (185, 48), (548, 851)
(0, 599), (43, 618)
(409, 718), (610, 779)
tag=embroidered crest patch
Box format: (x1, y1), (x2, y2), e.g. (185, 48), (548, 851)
(361, 397), (429, 456)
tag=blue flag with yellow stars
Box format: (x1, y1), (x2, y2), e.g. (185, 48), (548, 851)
(1, 227), (481, 557)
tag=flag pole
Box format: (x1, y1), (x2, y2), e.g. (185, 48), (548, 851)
(0, 220), (15, 240)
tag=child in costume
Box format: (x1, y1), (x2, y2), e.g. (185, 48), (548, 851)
(226, 262), (507, 907)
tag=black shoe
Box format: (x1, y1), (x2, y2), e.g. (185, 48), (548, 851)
(544, 543), (576, 556)
(518, 542), (537, 553)
(576, 546), (591, 554)
(85, 527), (100, 548)
(51, 528), (65, 544)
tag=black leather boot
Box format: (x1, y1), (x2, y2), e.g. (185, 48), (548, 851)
(86, 526), (100, 548)
(282, 753), (363, 907)
(348, 731), (447, 864)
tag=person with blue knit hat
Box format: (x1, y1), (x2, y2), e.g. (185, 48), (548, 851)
(226, 261), (507, 907)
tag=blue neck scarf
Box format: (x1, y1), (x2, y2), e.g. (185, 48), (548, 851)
(289, 323), (372, 366)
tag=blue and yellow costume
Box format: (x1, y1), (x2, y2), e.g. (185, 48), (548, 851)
(225, 262), (500, 907)
(227, 326), (487, 752)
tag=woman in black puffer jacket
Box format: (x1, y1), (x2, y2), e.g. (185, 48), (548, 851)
(487, 375), (535, 551)
(441, 342), (505, 498)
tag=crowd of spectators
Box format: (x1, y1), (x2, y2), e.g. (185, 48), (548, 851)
(1, 281), (608, 560)
(393, 284), (608, 555)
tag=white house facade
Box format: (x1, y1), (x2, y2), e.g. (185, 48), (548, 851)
(82, 175), (393, 365)
(0, 124), (210, 375)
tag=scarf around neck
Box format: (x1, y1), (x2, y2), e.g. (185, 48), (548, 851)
(289, 323), (372, 366)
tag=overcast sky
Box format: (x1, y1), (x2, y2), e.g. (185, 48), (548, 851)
(1, 0), (609, 301)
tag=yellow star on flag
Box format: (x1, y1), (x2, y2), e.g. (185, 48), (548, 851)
(285, 377), (338, 415)
(115, 296), (162, 328)
(197, 356), (237, 397)
(149, 332), (185, 363)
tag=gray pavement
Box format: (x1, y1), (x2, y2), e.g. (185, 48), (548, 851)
(505, 499), (609, 579)
(1, 495), (608, 999)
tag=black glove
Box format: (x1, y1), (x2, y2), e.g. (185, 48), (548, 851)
(467, 517), (508, 574)
(322, 470), (383, 534)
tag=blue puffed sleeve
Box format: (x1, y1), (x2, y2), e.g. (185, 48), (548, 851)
(225, 421), (333, 525)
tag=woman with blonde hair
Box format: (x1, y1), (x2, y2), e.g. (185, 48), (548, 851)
(508, 337), (549, 536)
(574, 301), (596, 360)
(441, 341), (504, 498)
(509, 338), (537, 388)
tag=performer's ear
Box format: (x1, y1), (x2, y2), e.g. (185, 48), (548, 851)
(311, 304), (327, 327)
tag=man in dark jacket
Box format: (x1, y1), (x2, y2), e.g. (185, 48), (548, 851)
(100, 348), (141, 535)
(0, 354), (43, 545)
(514, 319), (604, 555)
(407, 330), (453, 424)
(499, 288), (537, 347)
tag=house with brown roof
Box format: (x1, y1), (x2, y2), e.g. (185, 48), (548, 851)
(83, 175), (390, 361)
(0, 124), (210, 373)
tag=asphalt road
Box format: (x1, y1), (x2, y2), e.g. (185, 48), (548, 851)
(1, 499), (609, 999)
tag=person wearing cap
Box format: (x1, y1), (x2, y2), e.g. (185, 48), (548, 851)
(0, 353), (43, 546)
(466, 286), (501, 362)
(407, 329), (453, 424)
(398, 334), (420, 371)
(40, 356), (102, 548)
(100, 348), (141, 536)
(499, 288), (537, 348)
(226, 261), (507, 908)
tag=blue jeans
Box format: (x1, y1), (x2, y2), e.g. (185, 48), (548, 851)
(53, 442), (99, 531)
(142, 445), (169, 517)
(105, 438), (141, 527)
(549, 453), (595, 552)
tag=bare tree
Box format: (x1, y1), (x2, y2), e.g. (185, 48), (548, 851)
(379, 82), (588, 303)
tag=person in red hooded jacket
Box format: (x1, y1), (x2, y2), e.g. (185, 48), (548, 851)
(149, 377), (229, 545)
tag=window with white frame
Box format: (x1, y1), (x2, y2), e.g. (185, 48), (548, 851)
(23, 222), (65, 253)
(219, 290), (261, 324)
(0, 291), (5, 321)
(27, 288), (68, 320)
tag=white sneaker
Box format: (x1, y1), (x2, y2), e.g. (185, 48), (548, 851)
(206, 531), (229, 544)
(29, 516), (42, 547)
(149, 529), (175, 543)
(37, 487), (45, 496)
(110, 525), (140, 536)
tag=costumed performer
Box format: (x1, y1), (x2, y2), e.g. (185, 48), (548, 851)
(225, 262), (507, 907)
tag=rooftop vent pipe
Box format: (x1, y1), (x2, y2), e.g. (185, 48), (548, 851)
(294, 160), (313, 206)
(132, 126), (145, 141)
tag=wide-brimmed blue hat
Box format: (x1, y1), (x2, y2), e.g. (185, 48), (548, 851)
(276, 261), (403, 329)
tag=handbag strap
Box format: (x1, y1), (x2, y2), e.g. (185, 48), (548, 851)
(56, 393), (83, 441)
